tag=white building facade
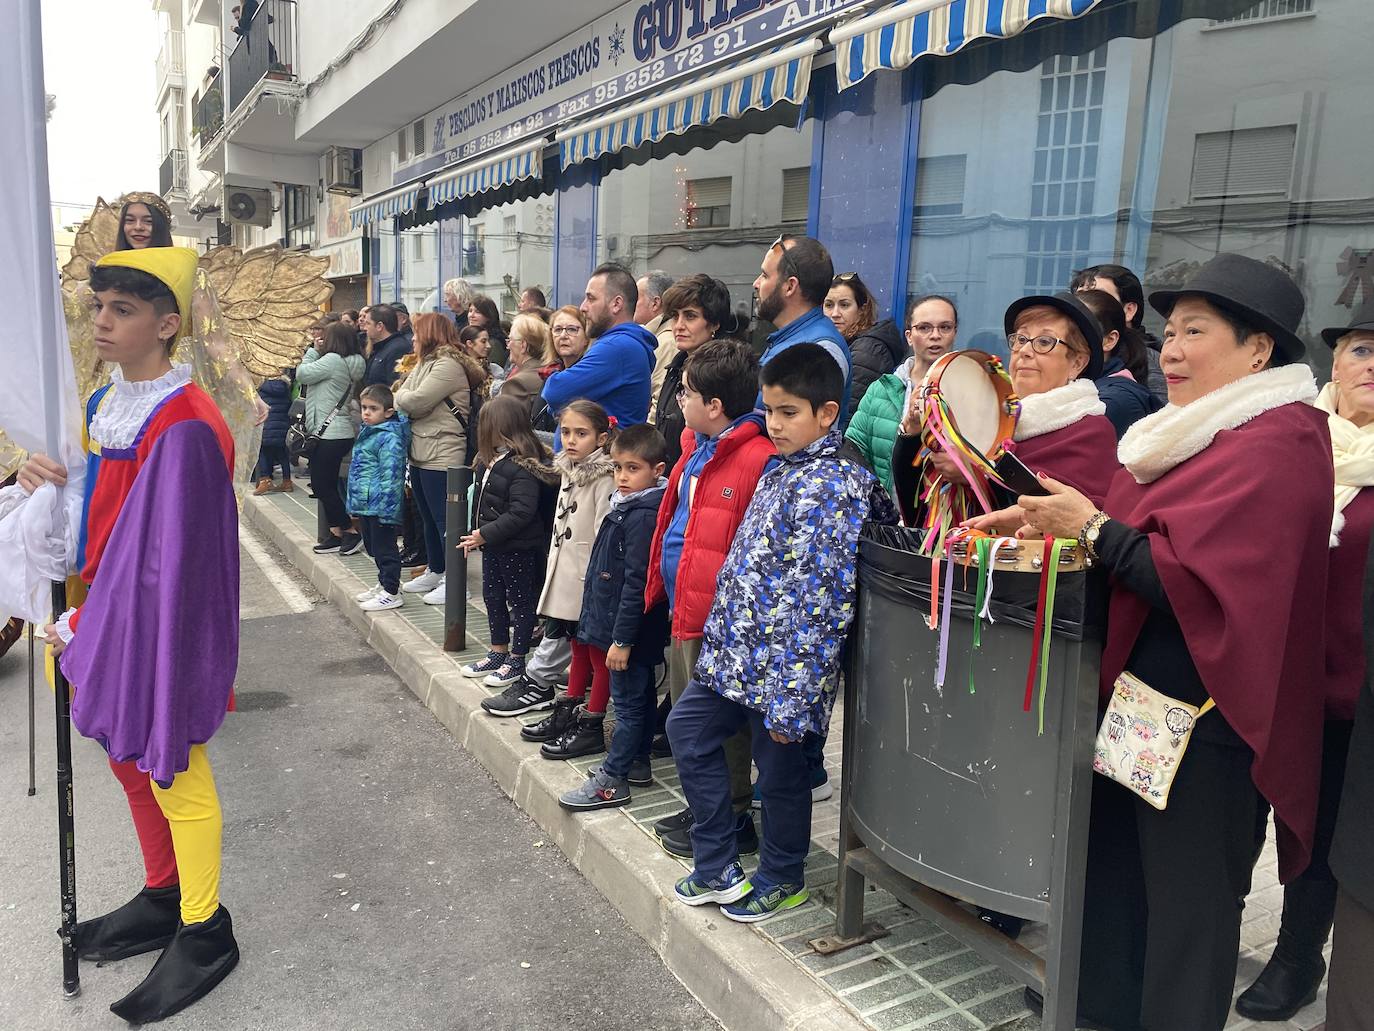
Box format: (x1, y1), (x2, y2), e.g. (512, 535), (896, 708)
(153, 0), (1372, 369)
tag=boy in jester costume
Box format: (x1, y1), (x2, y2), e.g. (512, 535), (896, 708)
(31, 246), (241, 1023)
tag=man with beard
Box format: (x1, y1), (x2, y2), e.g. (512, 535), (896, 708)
(754, 236), (853, 425)
(541, 263), (658, 437)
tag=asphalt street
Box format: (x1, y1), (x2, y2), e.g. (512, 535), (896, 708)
(0, 527), (719, 1031)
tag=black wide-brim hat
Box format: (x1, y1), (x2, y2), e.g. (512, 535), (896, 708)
(1320, 295), (1374, 349)
(1149, 253), (1307, 364)
(1003, 290), (1105, 380)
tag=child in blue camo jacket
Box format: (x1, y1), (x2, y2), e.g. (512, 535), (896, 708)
(666, 343), (897, 923)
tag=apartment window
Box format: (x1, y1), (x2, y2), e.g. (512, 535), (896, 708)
(913, 155), (967, 217)
(283, 185), (316, 249)
(413, 119), (426, 158)
(685, 177), (731, 228)
(412, 232), (425, 260)
(781, 167), (810, 224)
(1190, 125), (1296, 202)
(1212, 0), (1312, 24)
(397, 119), (426, 165)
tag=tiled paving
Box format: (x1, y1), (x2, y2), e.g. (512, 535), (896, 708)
(258, 488), (1330, 1031)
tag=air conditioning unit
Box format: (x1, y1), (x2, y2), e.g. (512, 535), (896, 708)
(325, 146), (362, 196)
(223, 184), (273, 228)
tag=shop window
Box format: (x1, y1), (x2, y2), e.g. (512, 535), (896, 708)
(440, 199), (553, 320)
(913, 155), (966, 218)
(781, 167), (810, 224)
(685, 177), (732, 228)
(1211, 0), (1313, 25)
(1190, 126), (1296, 202)
(907, 2), (1366, 372)
(594, 118), (815, 319)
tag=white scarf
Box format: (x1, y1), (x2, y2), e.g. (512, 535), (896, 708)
(1118, 364), (1317, 485)
(1314, 381), (1374, 515)
(1013, 379), (1105, 442)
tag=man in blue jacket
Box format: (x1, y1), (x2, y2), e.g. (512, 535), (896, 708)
(541, 263), (657, 436)
(754, 235), (854, 427)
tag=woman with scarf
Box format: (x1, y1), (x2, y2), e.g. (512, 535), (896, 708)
(1238, 297), (1374, 1022)
(1009, 255), (1334, 1030)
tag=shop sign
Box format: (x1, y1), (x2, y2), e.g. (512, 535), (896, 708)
(397, 0), (864, 184)
(312, 238), (365, 279)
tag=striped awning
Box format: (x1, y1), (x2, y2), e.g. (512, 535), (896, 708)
(349, 181), (423, 229)
(556, 36), (821, 169)
(426, 137), (545, 209)
(832, 0), (1106, 92)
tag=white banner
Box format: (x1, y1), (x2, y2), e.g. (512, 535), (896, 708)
(0, 3), (84, 622)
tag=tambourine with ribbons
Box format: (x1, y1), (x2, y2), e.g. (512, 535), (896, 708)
(913, 350), (1020, 555)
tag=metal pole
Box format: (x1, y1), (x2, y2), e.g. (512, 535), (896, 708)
(51, 581), (79, 998)
(27, 628), (36, 796)
(443, 465), (472, 653)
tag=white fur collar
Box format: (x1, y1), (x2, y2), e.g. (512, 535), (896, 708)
(1118, 363), (1317, 485)
(1013, 379), (1105, 441)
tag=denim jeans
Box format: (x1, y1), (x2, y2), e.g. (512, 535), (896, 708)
(410, 466), (448, 575)
(358, 516), (401, 595)
(601, 662), (657, 781)
(667, 679), (811, 887)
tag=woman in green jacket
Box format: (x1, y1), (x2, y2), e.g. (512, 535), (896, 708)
(296, 322), (365, 554)
(845, 294), (958, 495)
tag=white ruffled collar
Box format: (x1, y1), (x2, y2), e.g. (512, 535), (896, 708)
(89, 364), (193, 450)
(1013, 379), (1105, 441)
(1118, 363), (1317, 484)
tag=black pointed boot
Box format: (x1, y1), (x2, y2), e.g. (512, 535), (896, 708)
(70, 885), (181, 962)
(521, 693), (579, 743)
(540, 707), (606, 760)
(110, 905), (239, 1025)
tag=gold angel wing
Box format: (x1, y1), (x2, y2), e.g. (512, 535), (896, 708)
(0, 429), (24, 482)
(60, 198), (123, 404)
(201, 244), (334, 380)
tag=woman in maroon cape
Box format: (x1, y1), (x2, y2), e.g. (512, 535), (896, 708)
(1238, 297), (1374, 1021)
(1014, 254), (1334, 1031)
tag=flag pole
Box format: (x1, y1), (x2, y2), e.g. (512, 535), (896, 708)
(27, 629), (37, 796)
(18, 2), (80, 998)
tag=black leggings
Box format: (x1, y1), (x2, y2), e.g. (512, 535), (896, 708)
(481, 548), (544, 654)
(309, 437), (353, 531)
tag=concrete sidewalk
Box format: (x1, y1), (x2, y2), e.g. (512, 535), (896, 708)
(245, 489), (1328, 1031)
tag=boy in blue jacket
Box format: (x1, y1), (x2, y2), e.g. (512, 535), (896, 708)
(559, 424), (670, 811)
(347, 384), (410, 611)
(667, 343), (896, 922)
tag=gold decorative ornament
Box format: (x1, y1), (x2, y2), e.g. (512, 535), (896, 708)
(116, 191), (173, 224)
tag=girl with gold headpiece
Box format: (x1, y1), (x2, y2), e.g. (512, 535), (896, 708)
(20, 245), (241, 1023)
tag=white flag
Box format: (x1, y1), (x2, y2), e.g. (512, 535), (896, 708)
(0, 3), (85, 623)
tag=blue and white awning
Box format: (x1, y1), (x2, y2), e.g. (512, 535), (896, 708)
(831, 0), (1105, 92)
(556, 37), (821, 169)
(349, 181), (423, 229)
(426, 137), (545, 209)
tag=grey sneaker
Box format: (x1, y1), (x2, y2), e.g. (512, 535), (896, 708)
(559, 769), (630, 812)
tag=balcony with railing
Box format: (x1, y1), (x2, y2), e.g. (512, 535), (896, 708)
(192, 70), (224, 148)
(156, 29), (185, 99)
(160, 149), (189, 199)
(227, 0), (298, 115)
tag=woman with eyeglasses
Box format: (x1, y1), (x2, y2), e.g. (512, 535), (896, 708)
(825, 272), (908, 422)
(497, 313), (553, 420)
(846, 294), (960, 496)
(530, 307), (592, 444)
(974, 256), (1333, 1030)
(654, 274), (733, 470)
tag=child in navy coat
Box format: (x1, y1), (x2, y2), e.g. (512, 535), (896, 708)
(559, 424), (670, 811)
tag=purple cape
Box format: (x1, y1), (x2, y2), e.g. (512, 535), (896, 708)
(61, 420), (239, 788)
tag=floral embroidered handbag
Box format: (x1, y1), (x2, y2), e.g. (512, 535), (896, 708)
(1092, 670), (1214, 810)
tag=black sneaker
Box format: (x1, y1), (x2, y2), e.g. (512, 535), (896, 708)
(481, 677), (556, 717)
(627, 758), (653, 787)
(312, 535), (342, 554)
(650, 734), (673, 759)
(660, 810), (758, 859)
(652, 806), (693, 839)
(339, 532), (365, 556)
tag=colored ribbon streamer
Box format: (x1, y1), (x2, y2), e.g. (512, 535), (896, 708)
(1035, 538), (1068, 736)
(933, 543), (957, 692)
(1023, 538), (1054, 714)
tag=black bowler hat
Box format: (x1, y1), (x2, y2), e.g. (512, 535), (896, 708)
(1149, 253), (1307, 364)
(1003, 290), (1105, 380)
(1321, 295), (1374, 349)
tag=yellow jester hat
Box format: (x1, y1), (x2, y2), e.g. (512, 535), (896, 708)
(95, 246), (199, 341)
